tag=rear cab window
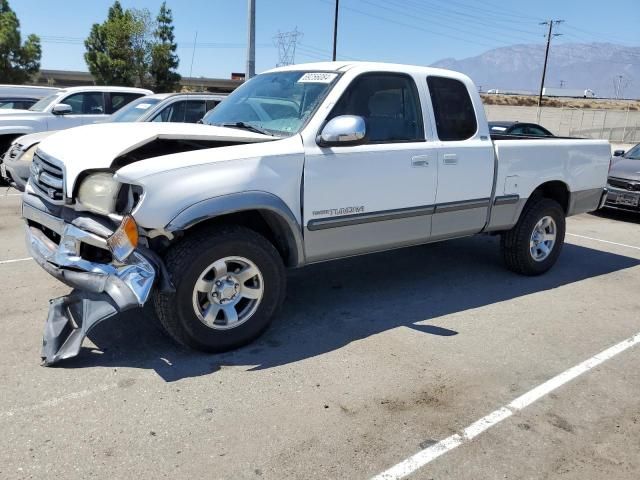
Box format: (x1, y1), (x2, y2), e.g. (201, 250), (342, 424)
(427, 76), (477, 141)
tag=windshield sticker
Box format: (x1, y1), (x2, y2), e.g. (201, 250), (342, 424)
(135, 103), (152, 110)
(297, 72), (338, 84)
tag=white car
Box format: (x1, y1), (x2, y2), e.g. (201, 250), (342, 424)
(2, 92), (226, 190)
(21, 62), (611, 364)
(0, 85), (152, 153)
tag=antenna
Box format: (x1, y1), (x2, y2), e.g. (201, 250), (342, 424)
(273, 28), (303, 67)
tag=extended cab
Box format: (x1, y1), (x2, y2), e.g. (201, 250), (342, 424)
(21, 62), (610, 364)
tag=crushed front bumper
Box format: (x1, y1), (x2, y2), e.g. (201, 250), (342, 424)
(22, 190), (158, 365)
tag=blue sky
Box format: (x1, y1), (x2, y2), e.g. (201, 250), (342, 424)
(11, 0), (640, 79)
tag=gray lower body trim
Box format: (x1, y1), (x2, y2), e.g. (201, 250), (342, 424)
(304, 198), (492, 262)
(307, 204), (435, 231)
(167, 190), (305, 268)
(567, 187), (607, 216)
(493, 194), (520, 206)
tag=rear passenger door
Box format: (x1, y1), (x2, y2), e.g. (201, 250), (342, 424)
(426, 76), (494, 239)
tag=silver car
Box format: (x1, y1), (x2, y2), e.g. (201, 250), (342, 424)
(604, 144), (640, 212)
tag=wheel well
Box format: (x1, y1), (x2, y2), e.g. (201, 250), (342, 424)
(183, 210), (299, 267)
(530, 181), (570, 213)
(0, 134), (21, 153)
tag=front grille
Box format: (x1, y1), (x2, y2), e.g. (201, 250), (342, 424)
(608, 177), (640, 192)
(30, 153), (64, 202)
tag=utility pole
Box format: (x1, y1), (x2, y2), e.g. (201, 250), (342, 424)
(246, 0), (256, 79)
(537, 19), (563, 120)
(332, 0), (339, 61)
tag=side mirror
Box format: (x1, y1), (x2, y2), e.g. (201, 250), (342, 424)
(317, 115), (366, 147)
(52, 104), (72, 115)
(613, 149), (625, 157)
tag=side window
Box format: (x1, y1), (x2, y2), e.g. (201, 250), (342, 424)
(60, 92), (105, 114)
(184, 100), (206, 123)
(329, 73), (424, 143)
(152, 100), (187, 122)
(525, 126), (550, 136)
(427, 76), (477, 141)
(508, 125), (527, 135)
(110, 93), (143, 113)
(205, 99), (220, 112)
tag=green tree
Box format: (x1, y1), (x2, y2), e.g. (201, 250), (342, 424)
(0, 0), (41, 83)
(150, 2), (181, 92)
(84, 1), (138, 86)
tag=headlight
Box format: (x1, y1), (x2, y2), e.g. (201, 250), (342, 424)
(77, 172), (121, 215)
(19, 144), (38, 163)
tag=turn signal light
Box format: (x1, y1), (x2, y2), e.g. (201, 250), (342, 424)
(108, 215), (139, 262)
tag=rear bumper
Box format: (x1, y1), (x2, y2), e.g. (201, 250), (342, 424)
(22, 189), (158, 365)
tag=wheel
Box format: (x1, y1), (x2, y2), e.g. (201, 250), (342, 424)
(153, 225), (286, 352)
(500, 198), (566, 276)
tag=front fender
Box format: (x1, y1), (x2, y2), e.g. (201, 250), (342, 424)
(166, 190), (305, 267)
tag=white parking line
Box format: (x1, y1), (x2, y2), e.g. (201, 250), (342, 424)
(0, 383), (117, 420)
(0, 193), (22, 197)
(0, 257), (32, 265)
(371, 331), (640, 480)
(567, 233), (640, 251)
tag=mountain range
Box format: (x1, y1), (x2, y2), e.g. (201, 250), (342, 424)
(431, 42), (640, 99)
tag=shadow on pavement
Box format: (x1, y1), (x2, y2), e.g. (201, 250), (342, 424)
(61, 235), (640, 381)
(591, 208), (640, 225)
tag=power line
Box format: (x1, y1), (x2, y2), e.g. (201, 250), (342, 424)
(537, 19), (564, 117)
(273, 28), (303, 67)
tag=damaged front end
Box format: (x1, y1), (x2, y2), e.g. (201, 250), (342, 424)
(22, 189), (164, 366)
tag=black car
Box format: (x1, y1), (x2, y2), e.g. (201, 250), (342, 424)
(489, 121), (554, 137)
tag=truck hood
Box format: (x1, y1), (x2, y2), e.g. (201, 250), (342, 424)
(36, 122), (279, 194)
(609, 158), (640, 182)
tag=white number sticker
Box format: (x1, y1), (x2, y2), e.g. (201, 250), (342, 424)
(297, 72), (338, 84)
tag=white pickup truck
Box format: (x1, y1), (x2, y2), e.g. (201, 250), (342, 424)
(21, 62), (610, 364)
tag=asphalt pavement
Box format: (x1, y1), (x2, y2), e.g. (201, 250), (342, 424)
(1, 188), (639, 480)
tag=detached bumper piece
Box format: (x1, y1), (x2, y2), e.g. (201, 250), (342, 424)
(22, 191), (158, 365)
(42, 291), (121, 366)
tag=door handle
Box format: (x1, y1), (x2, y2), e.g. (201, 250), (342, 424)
(443, 154), (458, 165)
(411, 155), (430, 167)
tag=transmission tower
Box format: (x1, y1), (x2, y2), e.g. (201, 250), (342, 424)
(273, 28), (303, 67)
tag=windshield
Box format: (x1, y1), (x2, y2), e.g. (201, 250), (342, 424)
(28, 93), (61, 112)
(109, 96), (162, 123)
(202, 71), (339, 136)
(623, 144), (640, 160)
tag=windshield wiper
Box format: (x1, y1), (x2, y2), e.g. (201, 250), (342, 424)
(216, 122), (271, 136)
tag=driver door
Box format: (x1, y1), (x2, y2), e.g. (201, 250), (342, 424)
(302, 73), (438, 262)
(52, 92), (107, 128)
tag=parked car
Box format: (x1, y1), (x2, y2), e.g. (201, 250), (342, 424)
(20, 62), (610, 365)
(0, 85), (152, 154)
(0, 85), (60, 111)
(603, 143), (640, 212)
(2, 92), (226, 190)
(489, 121), (554, 137)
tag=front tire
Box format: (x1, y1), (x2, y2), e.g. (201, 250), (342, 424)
(154, 225), (286, 352)
(501, 198), (566, 276)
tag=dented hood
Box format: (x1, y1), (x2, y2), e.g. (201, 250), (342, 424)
(36, 122), (277, 194)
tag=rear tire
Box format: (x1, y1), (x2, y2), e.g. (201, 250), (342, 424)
(153, 225), (286, 352)
(501, 198), (566, 276)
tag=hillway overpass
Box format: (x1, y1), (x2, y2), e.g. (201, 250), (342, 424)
(30, 69), (242, 94)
